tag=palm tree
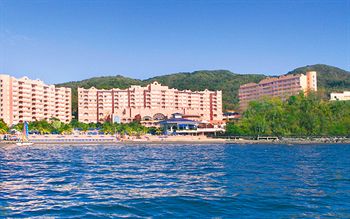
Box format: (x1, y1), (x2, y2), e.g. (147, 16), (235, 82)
(0, 128), (7, 134)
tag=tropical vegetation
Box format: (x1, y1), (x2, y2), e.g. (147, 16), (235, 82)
(0, 119), (9, 134)
(226, 93), (350, 137)
(9, 119), (151, 136)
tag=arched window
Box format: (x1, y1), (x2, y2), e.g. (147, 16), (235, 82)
(153, 113), (166, 120)
(143, 116), (152, 121)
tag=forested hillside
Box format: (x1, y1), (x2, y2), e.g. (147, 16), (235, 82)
(57, 64), (350, 116)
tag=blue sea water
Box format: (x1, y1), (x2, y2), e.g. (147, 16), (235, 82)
(1, 144), (350, 218)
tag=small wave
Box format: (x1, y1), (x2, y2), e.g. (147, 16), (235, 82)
(1, 143), (350, 218)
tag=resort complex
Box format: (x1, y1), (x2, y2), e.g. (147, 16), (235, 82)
(78, 81), (223, 125)
(238, 71), (317, 109)
(0, 74), (72, 126)
(1, 69), (350, 140)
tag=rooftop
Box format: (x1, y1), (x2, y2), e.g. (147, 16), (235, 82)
(159, 118), (199, 125)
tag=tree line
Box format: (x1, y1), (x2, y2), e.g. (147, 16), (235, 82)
(226, 92), (350, 137)
(0, 118), (156, 136)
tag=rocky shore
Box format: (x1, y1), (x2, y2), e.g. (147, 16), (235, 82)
(277, 137), (350, 144)
(221, 137), (350, 144)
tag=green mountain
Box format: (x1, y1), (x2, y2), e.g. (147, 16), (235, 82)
(57, 75), (143, 118)
(287, 64), (350, 91)
(57, 64), (349, 117)
(144, 70), (265, 110)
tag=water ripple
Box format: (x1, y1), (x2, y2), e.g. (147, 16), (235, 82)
(1, 144), (350, 218)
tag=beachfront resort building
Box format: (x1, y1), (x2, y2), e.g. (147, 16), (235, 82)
(238, 71), (317, 109)
(0, 74), (72, 126)
(330, 91), (350, 101)
(159, 113), (225, 135)
(78, 81), (223, 125)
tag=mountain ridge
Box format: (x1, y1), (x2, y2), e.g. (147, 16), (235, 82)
(56, 64), (350, 116)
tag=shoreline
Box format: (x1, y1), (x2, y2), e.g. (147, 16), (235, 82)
(1, 138), (349, 146)
(1, 134), (349, 146)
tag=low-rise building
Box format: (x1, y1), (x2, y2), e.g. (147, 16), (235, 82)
(238, 71), (317, 109)
(159, 113), (225, 135)
(330, 91), (350, 101)
(0, 74), (72, 126)
(78, 81), (223, 124)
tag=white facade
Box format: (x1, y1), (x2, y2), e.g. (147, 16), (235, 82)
(330, 91), (350, 101)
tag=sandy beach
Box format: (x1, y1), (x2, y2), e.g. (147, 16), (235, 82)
(1, 135), (349, 146)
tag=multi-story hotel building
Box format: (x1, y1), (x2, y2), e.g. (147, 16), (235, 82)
(239, 71), (317, 109)
(78, 81), (222, 124)
(0, 74), (72, 126)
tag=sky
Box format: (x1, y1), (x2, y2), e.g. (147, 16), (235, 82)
(0, 0), (349, 84)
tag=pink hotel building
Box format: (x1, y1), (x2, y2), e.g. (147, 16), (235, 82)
(78, 82), (223, 124)
(0, 74), (72, 126)
(239, 71), (317, 109)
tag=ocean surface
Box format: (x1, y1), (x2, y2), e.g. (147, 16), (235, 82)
(1, 144), (350, 218)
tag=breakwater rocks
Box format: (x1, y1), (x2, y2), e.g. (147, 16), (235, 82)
(278, 137), (350, 144)
(221, 136), (350, 144)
